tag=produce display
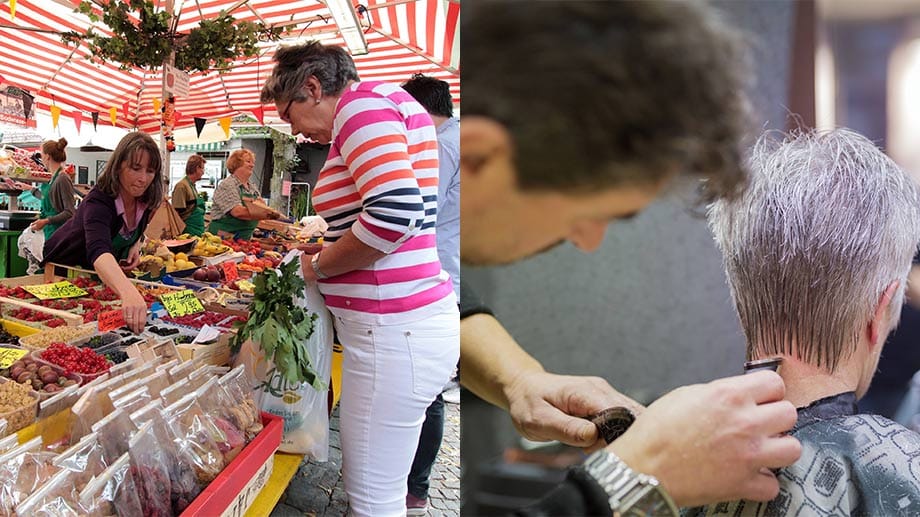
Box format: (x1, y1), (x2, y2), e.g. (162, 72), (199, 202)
(1, 356), (79, 394)
(39, 342), (111, 377)
(0, 380), (37, 433)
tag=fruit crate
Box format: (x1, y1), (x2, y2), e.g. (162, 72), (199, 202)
(0, 376), (39, 434)
(0, 297), (85, 329)
(0, 350), (82, 400)
(18, 323), (97, 351)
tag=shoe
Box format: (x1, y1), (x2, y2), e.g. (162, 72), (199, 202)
(406, 493), (428, 515)
(442, 386), (460, 404)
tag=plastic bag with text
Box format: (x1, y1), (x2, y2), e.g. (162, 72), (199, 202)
(17, 227), (43, 275)
(234, 250), (332, 459)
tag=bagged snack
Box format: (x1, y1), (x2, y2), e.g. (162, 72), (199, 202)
(107, 377), (145, 405)
(120, 363), (155, 387)
(0, 418), (6, 437)
(219, 364), (263, 441)
(14, 468), (83, 517)
(38, 384), (80, 420)
(91, 408), (137, 463)
(185, 364), (214, 391)
(53, 432), (109, 493)
(130, 400), (201, 515)
(0, 434), (17, 454)
(0, 437), (59, 516)
(162, 393), (225, 487)
(168, 361), (195, 384)
(159, 378), (192, 407)
(195, 377), (244, 463)
(139, 370), (169, 399)
(107, 357), (141, 379)
(112, 387), (152, 417)
(127, 421), (172, 517)
(78, 453), (142, 517)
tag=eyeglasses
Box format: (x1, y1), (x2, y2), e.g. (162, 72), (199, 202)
(280, 98), (295, 123)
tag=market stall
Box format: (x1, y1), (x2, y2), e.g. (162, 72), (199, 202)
(0, 219), (337, 516)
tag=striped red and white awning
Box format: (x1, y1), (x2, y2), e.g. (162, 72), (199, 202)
(0, 0), (459, 138)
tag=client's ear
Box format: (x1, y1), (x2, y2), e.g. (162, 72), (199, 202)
(868, 281), (900, 347)
(460, 116), (512, 179)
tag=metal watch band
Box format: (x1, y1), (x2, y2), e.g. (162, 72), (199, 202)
(582, 450), (679, 517)
(311, 252), (329, 279)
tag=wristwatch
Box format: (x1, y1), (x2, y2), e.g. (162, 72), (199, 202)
(311, 252), (329, 280)
(582, 450), (679, 517)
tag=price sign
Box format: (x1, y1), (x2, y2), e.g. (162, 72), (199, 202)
(0, 347), (28, 369)
(160, 289), (205, 318)
(98, 309), (126, 332)
(222, 261), (239, 282)
(22, 281), (88, 300)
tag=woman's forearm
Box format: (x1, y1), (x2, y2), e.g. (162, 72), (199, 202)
(314, 230), (387, 277)
(93, 253), (136, 298)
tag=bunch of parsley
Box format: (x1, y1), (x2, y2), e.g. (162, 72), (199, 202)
(232, 258), (326, 389)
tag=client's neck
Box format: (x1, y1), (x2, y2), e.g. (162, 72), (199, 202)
(753, 353), (861, 409)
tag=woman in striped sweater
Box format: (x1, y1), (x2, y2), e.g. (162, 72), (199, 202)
(261, 42), (459, 516)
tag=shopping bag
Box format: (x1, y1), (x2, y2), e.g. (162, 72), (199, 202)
(233, 250), (333, 459)
(17, 227), (44, 274)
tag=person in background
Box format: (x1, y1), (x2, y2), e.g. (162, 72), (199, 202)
(42, 132), (163, 334)
(462, 2), (800, 514)
(172, 154), (207, 236)
(400, 73), (460, 515)
(261, 42), (458, 516)
(208, 148), (280, 239)
(686, 128), (920, 516)
(31, 137), (76, 239)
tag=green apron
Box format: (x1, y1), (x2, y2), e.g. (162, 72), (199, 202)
(182, 177), (206, 236)
(38, 168), (62, 240)
(112, 222), (144, 262)
(208, 186), (259, 239)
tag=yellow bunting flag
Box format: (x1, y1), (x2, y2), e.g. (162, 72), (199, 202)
(9, 0), (15, 20)
(109, 107), (117, 126)
(152, 97), (162, 114)
(219, 116), (232, 139)
(49, 105), (61, 129)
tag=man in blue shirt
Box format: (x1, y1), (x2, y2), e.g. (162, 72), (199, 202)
(401, 73), (460, 515)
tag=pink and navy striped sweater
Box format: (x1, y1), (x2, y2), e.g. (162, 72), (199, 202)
(312, 81), (455, 324)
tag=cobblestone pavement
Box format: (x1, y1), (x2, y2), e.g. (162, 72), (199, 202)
(271, 399), (461, 516)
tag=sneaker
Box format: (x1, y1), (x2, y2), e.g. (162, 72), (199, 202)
(406, 493), (428, 515)
(442, 386), (460, 404)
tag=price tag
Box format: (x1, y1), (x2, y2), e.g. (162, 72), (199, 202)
(98, 309), (126, 332)
(159, 289), (205, 318)
(0, 347), (28, 369)
(22, 281), (88, 300)
(222, 261), (239, 282)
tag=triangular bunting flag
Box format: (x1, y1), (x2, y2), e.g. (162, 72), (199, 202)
(73, 111), (83, 133)
(174, 111), (182, 126)
(91, 112), (99, 130)
(152, 98), (162, 114)
(109, 107), (117, 126)
(49, 105), (61, 129)
(9, 0), (15, 20)
(252, 106), (264, 126)
(219, 116), (232, 139)
(194, 118), (206, 138)
(122, 101), (130, 120)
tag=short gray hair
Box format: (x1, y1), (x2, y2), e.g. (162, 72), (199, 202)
(260, 41), (359, 105)
(709, 129), (920, 371)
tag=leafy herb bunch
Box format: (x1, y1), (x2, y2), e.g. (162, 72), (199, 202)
(62, 0), (283, 73)
(232, 258), (326, 389)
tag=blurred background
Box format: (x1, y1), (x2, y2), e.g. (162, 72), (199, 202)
(460, 0), (920, 513)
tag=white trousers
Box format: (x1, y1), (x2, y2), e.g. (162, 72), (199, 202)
(336, 310), (460, 516)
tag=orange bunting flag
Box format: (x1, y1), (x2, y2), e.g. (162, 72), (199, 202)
(219, 116), (231, 139)
(49, 105), (61, 129)
(109, 107), (117, 126)
(152, 97), (162, 114)
(9, 0), (15, 20)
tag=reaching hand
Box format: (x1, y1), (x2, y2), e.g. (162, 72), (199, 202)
(609, 370), (801, 507)
(121, 288), (148, 334)
(30, 219), (47, 231)
(504, 370), (644, 448)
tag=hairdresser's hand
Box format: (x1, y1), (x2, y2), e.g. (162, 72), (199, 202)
(505, 370), (644, 449)
(609, 371), (801, 507)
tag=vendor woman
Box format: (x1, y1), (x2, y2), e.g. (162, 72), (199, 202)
(42, 132), (163, 333)
(30, 138), (76, 239)
(172, 154), (206, 236)
(208, 148), (280, 239)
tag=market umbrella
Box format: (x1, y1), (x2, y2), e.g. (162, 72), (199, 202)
(0, 0), (459, 138)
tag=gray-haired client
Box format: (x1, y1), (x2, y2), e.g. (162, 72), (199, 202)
(687, 128), (920, 516)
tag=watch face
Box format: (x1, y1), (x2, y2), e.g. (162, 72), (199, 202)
(622, 492), (672, 517)
(586, 406), (635, 444)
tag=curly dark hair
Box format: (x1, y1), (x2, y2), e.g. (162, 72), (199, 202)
(260, 41), (360, 105)
(463, 0), (752, 202)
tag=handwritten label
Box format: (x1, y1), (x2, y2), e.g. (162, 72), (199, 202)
(22, 281), (88, 300)
(160, 289), (205, 318)
(98, 309), (126, 332)
(0, 347), (28, 368)
(222, 261), (239, 282)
